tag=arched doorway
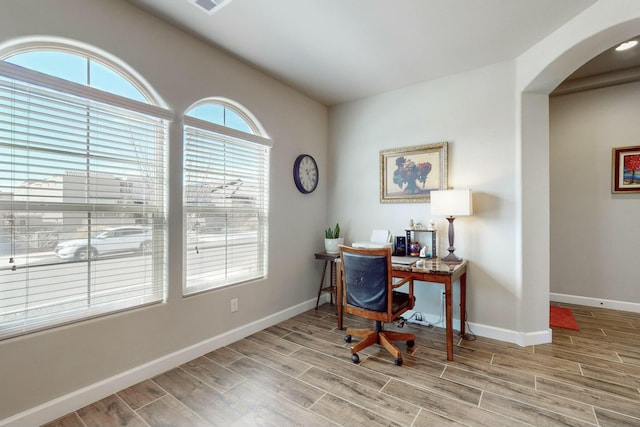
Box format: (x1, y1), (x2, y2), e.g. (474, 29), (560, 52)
(517, 5), (640, 335)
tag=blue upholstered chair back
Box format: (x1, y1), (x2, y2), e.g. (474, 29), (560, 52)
(342, 252), (388, 312)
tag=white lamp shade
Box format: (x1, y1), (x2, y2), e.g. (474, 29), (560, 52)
(430, 189), (473, 216)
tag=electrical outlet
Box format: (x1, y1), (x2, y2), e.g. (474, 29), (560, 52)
(230, 298), (238, 312)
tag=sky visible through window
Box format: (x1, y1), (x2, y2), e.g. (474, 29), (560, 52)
(5, 50), (148, 102)
(188, 102), (253, 133)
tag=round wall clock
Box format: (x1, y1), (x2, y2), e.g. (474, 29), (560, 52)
(293, 154), (319, 194)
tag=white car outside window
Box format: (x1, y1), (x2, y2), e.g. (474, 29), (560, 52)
(54, 226), (152, 261)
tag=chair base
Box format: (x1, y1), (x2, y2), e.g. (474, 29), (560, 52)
(345, 325), (415, 364)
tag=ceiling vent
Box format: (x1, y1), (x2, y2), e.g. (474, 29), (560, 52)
(188, 0), (231, 15)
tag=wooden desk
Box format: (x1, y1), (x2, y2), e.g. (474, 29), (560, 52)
(314, 252), (340, 309)
(336, 258), (468, 361)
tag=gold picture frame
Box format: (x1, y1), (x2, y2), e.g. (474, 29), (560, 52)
(380, 142), (448, 203)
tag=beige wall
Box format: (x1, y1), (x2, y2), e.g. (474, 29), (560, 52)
(550, 81), (640, 305)
(328, 61), (520, 333)
(0, 0), (328, 421)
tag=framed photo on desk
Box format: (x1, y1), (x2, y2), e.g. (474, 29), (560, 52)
(380, 142), (448, 203)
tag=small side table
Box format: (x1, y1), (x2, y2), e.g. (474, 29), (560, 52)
(314, 251), (340, 309)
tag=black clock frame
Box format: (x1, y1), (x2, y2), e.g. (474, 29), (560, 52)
(293, 154), (318, 194)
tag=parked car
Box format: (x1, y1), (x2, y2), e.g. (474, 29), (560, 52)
(54, 226), (152, 261)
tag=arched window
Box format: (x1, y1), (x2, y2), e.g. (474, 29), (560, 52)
(183, 99), (271, 294)
(0, 40), (170, 339)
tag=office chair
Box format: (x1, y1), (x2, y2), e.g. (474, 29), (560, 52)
(338, 245), (416, 366)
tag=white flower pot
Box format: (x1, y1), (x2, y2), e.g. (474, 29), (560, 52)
(324, 237), (344, 254)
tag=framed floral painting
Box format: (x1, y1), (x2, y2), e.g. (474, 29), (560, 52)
(612, 145), (640, 193)
(380, 142), (448, 203)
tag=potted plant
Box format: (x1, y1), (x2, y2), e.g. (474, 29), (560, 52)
(324, 223), (343, 254)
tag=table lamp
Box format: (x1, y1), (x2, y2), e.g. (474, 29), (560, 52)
(430, 189), (473, 263)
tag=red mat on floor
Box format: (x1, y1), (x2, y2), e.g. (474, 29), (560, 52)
(550, 306), (579, 331)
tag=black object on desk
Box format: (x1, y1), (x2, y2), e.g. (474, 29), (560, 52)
(393, 235), (406, 256)
(314, 251), (340, 309)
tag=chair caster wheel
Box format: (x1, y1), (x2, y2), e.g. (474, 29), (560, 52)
(394, 358), (403, 366)
(344, 335), (352, 343)
(407, 340), (415, 348)
(351, 353), (360, 363)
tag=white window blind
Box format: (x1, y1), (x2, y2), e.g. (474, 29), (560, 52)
(183, 115), (270, 294)
(0, 61), (169, 339)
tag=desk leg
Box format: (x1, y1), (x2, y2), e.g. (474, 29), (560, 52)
(460, 272), (467, 338)
(337, 261), (343, 330)
(445, 280), (454, 361)
(315, 260), (328, 310)
(330, 261), (335, 305)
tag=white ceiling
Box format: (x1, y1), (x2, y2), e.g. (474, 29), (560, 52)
(127, 0), (598, 106)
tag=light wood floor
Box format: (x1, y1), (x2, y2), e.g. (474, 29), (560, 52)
(44, 302), (640, 426)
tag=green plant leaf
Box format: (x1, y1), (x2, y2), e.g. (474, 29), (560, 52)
(325, 227), (333, 238)
(325, 223), (340, 239)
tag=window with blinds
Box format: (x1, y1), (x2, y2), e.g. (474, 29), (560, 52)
(0, 50), (170, 340)
(183, 103), (271, 295)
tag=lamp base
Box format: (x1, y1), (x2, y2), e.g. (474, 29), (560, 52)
(441, 252), (463, 264)
(442, 216), (463, 263)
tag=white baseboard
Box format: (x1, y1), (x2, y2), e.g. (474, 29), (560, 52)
(402, 309), (552, 347)
(550, 293), (640, 313)
(1, 296), (324, 427)
(466, 322), (552, 347)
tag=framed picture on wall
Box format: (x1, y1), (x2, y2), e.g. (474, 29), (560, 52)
(612, 145), (640, 193)
(380, 142), (448, 203)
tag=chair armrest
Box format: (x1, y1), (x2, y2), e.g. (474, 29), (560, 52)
(391, 276), (413, 289)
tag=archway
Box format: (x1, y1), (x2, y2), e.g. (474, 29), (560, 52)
(517, 5), (640, 336)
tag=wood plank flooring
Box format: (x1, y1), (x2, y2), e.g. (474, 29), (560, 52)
(43, 302), (640, 426)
